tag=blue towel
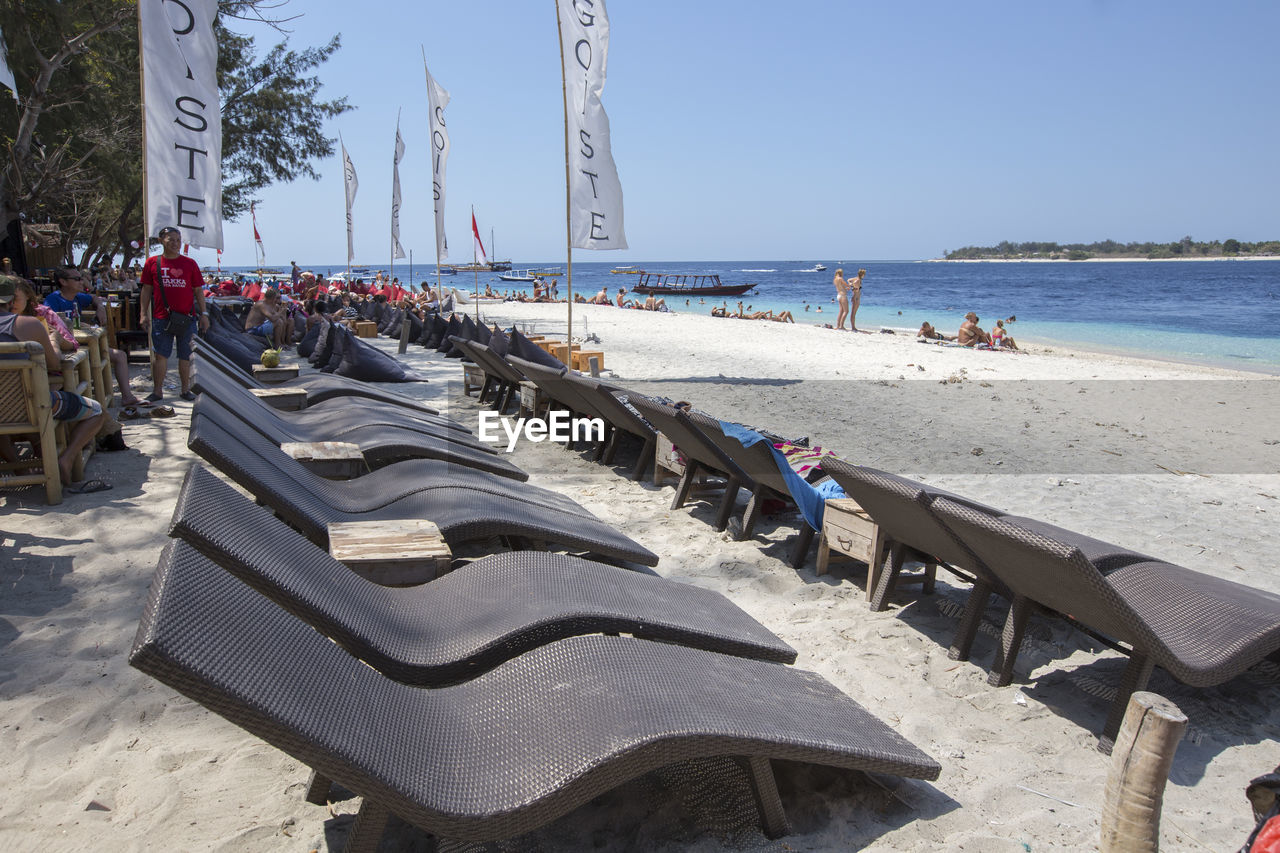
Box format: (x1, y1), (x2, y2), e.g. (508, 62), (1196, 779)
(718, 421), (826, 530)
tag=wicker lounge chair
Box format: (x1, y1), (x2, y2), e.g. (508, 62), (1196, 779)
(565, 375), (656, 480)
(504, 355), (606, 453)
(131, 542), (941, 845)
(449, 338), (525, 412)
(191, 361), (488, 450)
(193, 339), (465, 430)
(818, 459), (1154, 666)
(190, 387), (524, 479)
(192, 337), (444, 416)
(170, 466), (797, 678)
(684, 410), (820, 569)
(930, 495), (1280, 752)
(187, 412), (659, 566)
(626, 394), (751, 531)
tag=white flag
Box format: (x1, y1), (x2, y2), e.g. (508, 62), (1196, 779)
(140, 0), (223, 249)
(0, 25), (18, 102)
(424, 62), (451, 261)
(341, 138), (358, 263)
(557, 0), (626, 250)
(391, 121), (406, 260)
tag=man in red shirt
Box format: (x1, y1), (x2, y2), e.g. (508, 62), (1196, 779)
(139, 226), (209, 402)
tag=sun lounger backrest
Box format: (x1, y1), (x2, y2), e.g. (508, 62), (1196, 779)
(194, 338), (266, 387)
(567, 376), (654, 438)
(819, 459), (996, 574)
(505, 356), (591, 415)
(685, 410), (791, 494)
(626, 395), (751, 483)
(470, 342), (525, 386)
(187, 404), (338, 544)
(930, 496), (1136, 641)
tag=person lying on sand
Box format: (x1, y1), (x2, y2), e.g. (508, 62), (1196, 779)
(958, 312), (993, 346)
(917, 321), (955, 341)
(711, 306), (728, 317)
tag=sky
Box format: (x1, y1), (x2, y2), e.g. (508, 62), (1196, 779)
(199, 1), (1280, 269)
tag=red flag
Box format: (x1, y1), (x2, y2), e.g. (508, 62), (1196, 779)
(251, 203), (265, 250)
(471, 212), (487, 265)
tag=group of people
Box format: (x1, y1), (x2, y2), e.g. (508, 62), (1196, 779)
(918, 313), (1018, 349)
(710, 302), (796, 323)
(574, 286), (669, 312)
(833, 268), (866, 331)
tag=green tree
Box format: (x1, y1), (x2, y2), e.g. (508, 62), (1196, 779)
(0, 0), (350, 268)
(1223, 238), (1241, 255)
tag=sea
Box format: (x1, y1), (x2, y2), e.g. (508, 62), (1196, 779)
(224, 260), (1280, 374)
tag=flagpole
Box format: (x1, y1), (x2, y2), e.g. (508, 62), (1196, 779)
(390, 109), (401, 289)
(555, 0), (573, 351)
(340, 131), (351, 280)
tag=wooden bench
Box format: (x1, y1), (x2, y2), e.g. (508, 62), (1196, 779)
(327, 518), (453, 585)
(280, 441), (366, 479)
(250, 387), (308, 411)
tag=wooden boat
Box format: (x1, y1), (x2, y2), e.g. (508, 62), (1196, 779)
(630, 272), (757, 297)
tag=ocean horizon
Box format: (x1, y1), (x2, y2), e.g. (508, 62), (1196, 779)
(220, 259), (1280, 375)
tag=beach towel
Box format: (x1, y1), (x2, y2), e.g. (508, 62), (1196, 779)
(773, 442), (840, 482)
(718, 421), (825, 531)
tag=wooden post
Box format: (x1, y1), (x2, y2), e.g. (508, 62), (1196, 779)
(397, 305), (411, 353)
(1099, 691), (1188, 853)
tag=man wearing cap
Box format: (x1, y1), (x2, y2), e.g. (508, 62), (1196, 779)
(0, 275), (110, 491)
(139, 226), (209, 402)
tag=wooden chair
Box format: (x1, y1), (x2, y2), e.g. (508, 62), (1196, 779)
(0, 341), (62, 504)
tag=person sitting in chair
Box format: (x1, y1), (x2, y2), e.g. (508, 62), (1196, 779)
(244, 287), (292, 348)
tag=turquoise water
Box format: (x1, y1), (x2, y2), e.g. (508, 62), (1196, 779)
(233, 259), (1280, 373)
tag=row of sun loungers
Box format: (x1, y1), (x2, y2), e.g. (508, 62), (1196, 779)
(127, 332), (945, 847)
(448, 318), (1280, 755)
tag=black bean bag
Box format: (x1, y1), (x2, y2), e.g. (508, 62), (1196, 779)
(510, 328), (565, 370)
(321, 325), (349, 374)
(335, 333), (428, 383)
(296, 323), (321, 358)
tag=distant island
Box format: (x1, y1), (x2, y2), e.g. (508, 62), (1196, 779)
(942, 237), (1280, 261)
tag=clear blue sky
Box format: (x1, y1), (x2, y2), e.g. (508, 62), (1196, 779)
(199, 0), (1280, 269)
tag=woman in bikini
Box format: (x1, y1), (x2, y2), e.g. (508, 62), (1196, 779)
(833, 268), (849, 330)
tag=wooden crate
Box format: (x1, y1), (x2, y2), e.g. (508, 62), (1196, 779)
(355, 321), (378, 338)
(328, 518), (452, 585)
(571, 349), (605, 373)
(518, 381), (547, 418)
(652, 432), (686, 486)
(817, 498), (886, 596)
(280, 441), (366, 479)
(462, 363), (485, 396)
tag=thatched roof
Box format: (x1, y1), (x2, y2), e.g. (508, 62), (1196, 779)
(22, 223), (63, 249)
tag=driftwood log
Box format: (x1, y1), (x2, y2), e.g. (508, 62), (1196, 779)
(1099, 691), (1188, 853)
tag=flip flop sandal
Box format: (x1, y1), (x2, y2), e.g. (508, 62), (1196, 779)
(150, 405), (177, 418)
(65, 479), (113, 494)
(145, 392), (164, 404)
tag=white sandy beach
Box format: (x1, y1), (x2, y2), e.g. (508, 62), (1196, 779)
(2, 303), (1278, 851)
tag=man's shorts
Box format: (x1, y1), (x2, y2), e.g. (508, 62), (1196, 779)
(246, 320), (274, 338)
(50, 390), (102, 423)
(151, 315), (195, 360)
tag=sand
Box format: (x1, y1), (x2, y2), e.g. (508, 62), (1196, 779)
(2, 303), (1277, 851)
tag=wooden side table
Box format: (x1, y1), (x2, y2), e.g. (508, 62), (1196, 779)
(816, 498), (886, 594)
(355, 321), (378, 338)
(571, 349), (605, 374)
(250, 387), (309, 410)
(461, 363), (485, 396)
(252, 364), (300, 383)
(652, 432), (686, 487)
(328, 518), (453, 585)
(280, 441), (366, 479)
(518, 381), (547, 419)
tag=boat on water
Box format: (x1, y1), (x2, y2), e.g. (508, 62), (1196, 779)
(610, 266), (644, 274)
(810, 263), (827, 272)
(630, 272), (757, 297)
(498, 267), (563, 282)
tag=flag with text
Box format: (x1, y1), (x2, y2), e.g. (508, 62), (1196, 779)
(424, 62), (451, 261)
(557, 0), (627, 250)
(140, 0), (223, 249)
(341, 139), (359, 262)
